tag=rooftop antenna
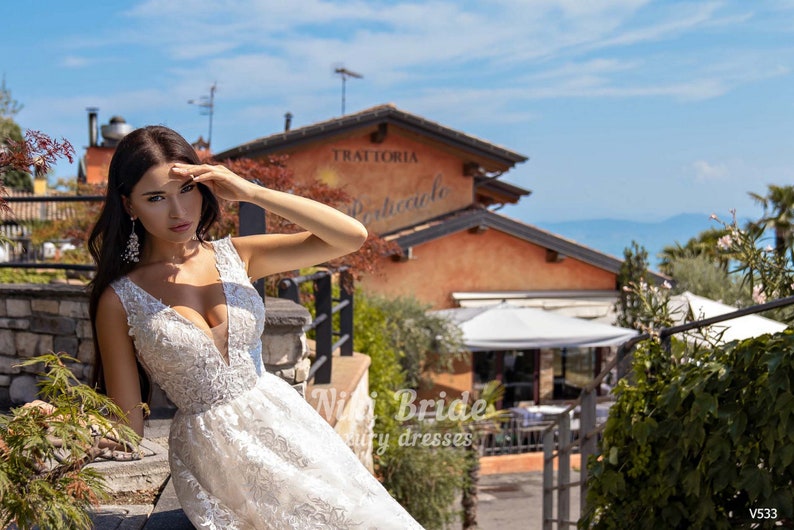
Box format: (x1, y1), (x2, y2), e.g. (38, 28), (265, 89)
(334, 66), (362, 115)
(188, 82), (217, 149)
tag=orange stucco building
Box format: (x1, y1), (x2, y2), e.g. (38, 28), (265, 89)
(77, 113), (135, 185)
(217, 104), (644, 404)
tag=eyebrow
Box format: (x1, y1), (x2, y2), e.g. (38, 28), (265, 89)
(140, 177), (196, 197)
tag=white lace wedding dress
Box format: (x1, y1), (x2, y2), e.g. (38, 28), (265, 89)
(111, 236), (423, 529)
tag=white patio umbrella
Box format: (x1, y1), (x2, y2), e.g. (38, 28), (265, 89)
(668, 291), (787, 344)
(432, 302), (638, 351)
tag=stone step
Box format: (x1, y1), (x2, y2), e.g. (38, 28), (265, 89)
(88, 438), (170, 494)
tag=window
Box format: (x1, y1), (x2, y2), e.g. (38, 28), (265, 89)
(553, 347), (595, 399)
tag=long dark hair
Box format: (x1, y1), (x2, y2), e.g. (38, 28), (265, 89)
(88, 125), (220, 398)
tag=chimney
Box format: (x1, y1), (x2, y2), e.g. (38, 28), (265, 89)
(100, 116), (134, 147)
(284, 112), (293, 132)
(87, 107), (99, 147)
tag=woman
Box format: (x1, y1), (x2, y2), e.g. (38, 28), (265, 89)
(88, 126), (423, 529)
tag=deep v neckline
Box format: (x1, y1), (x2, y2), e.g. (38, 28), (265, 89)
(123, 243), (232, 367)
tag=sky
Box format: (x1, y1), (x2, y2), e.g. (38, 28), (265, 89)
(4, 0), (794, 228)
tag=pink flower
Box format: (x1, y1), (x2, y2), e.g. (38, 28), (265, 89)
(752, 285), (767, 305)
(717, 234), (733, 250)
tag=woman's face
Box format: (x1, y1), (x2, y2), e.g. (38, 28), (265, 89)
(124, 163), (203, 246)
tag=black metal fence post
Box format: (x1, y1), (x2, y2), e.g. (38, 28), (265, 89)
(278, 278), (300, 304)
(276, 269), (355, 384)
(313, 274), (333, 384)
(338, 270), (353, 356)
(238, 201), (266, 299)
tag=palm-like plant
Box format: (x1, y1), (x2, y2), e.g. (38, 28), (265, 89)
(657, 227), (731, 276)
(748, 184), (794, 257)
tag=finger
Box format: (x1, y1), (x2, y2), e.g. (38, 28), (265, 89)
(172, 166), (215, 182)
(190, 171), (218, 183)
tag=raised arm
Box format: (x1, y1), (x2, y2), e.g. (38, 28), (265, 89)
(95, 288), (145, 437)
(173, 163), (368, 280)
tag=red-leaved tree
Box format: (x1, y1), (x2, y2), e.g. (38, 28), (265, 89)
(216, 155), (400, 293)
(0, 130), (75, 213)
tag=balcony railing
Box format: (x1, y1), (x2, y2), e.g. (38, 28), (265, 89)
(278, 269), (354, 385)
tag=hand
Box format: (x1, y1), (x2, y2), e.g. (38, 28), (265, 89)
(172, 163), (258, 203)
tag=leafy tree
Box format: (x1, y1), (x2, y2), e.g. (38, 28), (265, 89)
(0, 79), (33, 192)
(657, 226), (730, 276)
(615, 241), (656, 331)
(352, 292), (507, 529)
(666, 254), (751, 308)
(0, 128), (73, 200)
(0, 76), (23, 117)
(713, 213), (794, 323)
(353, 295), (466, 389)
(582, 334), (794, 529)
(748, 184), (794, 257)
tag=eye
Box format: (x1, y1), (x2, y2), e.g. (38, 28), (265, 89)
(181, 183), (196, 193)
(147, 195), (164, 203)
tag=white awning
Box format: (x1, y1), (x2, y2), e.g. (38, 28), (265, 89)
(668, 291), (787, 344)
(451, 290), (619, 323)
(432, 302), (638, 351)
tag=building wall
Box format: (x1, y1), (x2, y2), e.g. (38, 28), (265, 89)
(227, 116), (620, 404)
(269, 129), (475, 235)
(362, 228), (617, 309)
(83, 146), (115, 185)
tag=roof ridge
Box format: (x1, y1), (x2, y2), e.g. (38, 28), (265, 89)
(215, 104), (527, 166)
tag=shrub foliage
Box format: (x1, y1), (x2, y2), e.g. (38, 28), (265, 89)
(0, 354), (141, 530)
(353, 292), (468, 529)
(582, 334), (794, 529)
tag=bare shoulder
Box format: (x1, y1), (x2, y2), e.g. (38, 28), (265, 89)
(96, 285), (128, 327)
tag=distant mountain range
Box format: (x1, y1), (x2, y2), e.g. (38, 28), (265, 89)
(533, 213), (720, 269)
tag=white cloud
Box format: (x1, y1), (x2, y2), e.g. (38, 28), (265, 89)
(16, 0), (794, 181)
(60, 55), (92, 68)
(691, 160), (729, 181)
(44, 0), (780, 114)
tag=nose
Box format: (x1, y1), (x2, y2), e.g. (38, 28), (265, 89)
(169, 197), (187, 218)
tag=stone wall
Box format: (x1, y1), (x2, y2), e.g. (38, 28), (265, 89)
(0, 283), (93, 407)
(1, 284), (319, 407)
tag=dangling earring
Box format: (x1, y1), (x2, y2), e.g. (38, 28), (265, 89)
(123, 217), (140, 263)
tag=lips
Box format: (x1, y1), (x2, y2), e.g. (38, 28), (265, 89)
(169, 222), (193, 233)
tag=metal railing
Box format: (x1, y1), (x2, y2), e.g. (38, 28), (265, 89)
(278, 268), (354, 385)
(541, 294), (794, 530)
(478, 417), (555, 455)
(0, 194), (103, 269)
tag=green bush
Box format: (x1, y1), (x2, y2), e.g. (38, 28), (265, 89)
(0, 268), (66, 284)
(668, 254), (752, 308)
(0, 353), (141, 530)
(353, 292), (467, 529)
(582, 334), (794, 529)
